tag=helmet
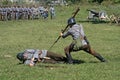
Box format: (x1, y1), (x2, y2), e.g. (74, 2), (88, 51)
(16, 52), (24, 61)
(67, 17), (76, 25)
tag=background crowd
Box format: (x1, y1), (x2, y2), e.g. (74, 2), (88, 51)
(0, 5), (55, 21)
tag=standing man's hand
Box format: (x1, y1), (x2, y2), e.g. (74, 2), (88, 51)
(60, 32), (63, 36)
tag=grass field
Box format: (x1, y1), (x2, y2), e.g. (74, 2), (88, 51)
(0, 4), (120, 80)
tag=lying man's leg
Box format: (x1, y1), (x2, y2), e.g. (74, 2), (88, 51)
(46, 51), (67, 63)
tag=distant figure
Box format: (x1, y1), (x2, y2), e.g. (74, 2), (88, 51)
(99, 10), (109, 21)
(49, 5), (55, 19)
(0, 6), (2, 20)
(38, 5), (44, 18)
(87, 9), (99, 20)
(31, 5), (39, 19)
(87, 9), (109, 21)
(43, 6), (48, 19)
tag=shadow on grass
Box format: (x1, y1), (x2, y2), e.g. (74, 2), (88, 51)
(17, 59), (102, 67)
(16, 59), (85, 66)
(78, 20), (110, 24)
(72, 59), (85, 64)
(37, 59), (85, 69)
(88, 61), (100, 63)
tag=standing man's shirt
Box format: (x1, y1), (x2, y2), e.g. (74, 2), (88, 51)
(62, 24), (87, 46)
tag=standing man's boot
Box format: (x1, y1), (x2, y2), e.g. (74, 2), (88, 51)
(95, 54), (107, 62)
(66, 53), (73, 64)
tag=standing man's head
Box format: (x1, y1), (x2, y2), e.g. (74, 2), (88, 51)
(67, 17), (76, 26)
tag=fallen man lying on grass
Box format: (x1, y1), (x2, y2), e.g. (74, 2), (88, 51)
(16, 49), (67, 66)
(16, 49), (83, 66)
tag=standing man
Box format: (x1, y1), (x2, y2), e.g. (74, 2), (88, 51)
(60, 17), (107, 64)
(49, 5), (55, 19)
(31, 5), (39, 19)
(38, 5), (44, 18)
(43, 6), (49, 19)
(0, 6), (2, 21)
(2, 6), (7, 21)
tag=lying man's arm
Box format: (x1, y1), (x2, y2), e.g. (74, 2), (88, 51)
(29, 57), (35, 67)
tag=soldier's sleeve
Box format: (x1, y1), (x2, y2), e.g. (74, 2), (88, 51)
(62, 31), (71, 38)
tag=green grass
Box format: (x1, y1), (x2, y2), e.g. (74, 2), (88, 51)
(0, 4), (120, 80)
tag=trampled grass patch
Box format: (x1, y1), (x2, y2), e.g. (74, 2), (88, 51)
(0, 4), (120, 80)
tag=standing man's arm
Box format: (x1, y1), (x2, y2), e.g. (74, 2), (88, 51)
(60, 31), (71, 38)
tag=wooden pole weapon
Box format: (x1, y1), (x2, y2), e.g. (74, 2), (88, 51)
(48, 7), (80, 50)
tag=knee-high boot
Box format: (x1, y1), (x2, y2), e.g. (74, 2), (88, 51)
(65, 53), (73, 64)
(95, 53), (106, 62)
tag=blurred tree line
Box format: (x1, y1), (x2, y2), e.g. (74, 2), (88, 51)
(0, 0), (120, 5)
(66, 0), (120, 4)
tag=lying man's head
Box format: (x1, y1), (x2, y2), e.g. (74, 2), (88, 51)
(16, 52), (26, 63)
